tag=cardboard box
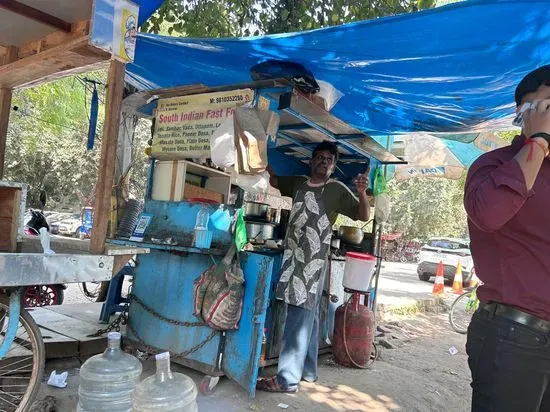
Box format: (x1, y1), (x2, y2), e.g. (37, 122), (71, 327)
(183, 184), (223, 203)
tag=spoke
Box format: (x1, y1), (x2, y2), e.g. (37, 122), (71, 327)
(0, 392), (20, 406)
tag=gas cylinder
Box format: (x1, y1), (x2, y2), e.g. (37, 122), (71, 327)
(332, 293), (375, 368)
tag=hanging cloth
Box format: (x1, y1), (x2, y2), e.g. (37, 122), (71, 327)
(86, 84), (99, 150)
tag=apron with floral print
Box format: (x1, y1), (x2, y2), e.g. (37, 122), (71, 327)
(276, 181), (332, 310)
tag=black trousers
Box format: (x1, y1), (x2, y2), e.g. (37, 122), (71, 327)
(467, 309), (550, 412)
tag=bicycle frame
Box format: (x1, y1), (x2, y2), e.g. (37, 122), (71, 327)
(0, 287), (22, 359)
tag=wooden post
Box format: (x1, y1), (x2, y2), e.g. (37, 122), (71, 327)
(0, 88), (13, 179)
(90, 60), (125, 254)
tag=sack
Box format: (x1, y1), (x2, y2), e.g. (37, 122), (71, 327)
(193, 244), (245, 330)
(210, 114), (236, 169)
(374, 192), (390, 223)
(231, 170), (270, 195)
(234, 108), (272, 174)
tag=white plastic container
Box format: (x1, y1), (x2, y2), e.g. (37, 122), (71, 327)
(132, 352), (198, 412)
(78, 332), (143, 412)
(343, 252), (377, 292)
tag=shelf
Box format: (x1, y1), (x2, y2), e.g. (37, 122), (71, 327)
(107, 239), (226, 256)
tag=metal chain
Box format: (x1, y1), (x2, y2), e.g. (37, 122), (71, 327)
(126, 320), (219, 360)
(128, 293), (204, 327)
(88, 293), (217, 360)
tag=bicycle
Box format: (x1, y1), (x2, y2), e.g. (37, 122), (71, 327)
(449, 284), (480, 334)
(0, 288), (45, 412)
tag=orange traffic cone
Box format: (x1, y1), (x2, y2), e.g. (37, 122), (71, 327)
(432, 261), (445, 295)
(452, 262), (464, 294)
(469, 267), (479, 288)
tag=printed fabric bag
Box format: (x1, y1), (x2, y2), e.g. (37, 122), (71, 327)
(193, 244), (245, 330)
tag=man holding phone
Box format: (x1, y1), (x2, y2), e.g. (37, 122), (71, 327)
(464, 65), (550, 411)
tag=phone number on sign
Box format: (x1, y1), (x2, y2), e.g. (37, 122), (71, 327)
(209, 94), (251, 104)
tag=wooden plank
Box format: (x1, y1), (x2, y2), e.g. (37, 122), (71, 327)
(90, 60), (126, 254)
(46, 303), (104, 325)
(0, 87), (12, 178)
(0, 38), (109, 89)
(38, 326), (79, 359)
(0, 0), (72, 32)
(29, 307), (106, 356)
(16, 20), (89, 59)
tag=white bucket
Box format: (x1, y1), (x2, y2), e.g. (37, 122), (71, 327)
(343, 252), (377, 292)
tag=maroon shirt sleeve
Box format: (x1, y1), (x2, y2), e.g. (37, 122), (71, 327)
(464, 155), (534, 232)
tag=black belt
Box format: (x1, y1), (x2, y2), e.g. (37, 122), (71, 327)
(479, 302), (550, 333)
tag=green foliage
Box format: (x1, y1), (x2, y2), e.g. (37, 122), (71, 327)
(384, 177), (468, 241)
(5, 76), (105, 209)
(142, 0), (436, 37)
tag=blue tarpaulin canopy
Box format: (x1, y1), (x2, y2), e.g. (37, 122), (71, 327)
(128, 0), (550, 137)
(127, 0), (549, 177)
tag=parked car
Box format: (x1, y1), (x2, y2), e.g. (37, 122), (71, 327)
(58, 213), (83, 237)
(417, 238), (474, 286)
(47, 212), (70, 235)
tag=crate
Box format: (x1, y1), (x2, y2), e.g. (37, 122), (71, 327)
(0, 183), (26, 252)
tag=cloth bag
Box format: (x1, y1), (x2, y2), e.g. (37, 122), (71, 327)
(193, 244), (245, 330)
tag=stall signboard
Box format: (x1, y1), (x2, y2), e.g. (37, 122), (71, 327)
(90, 0), (139, 62)
(152, 89), (254, 158)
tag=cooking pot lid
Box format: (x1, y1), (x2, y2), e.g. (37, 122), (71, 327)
(346, 252), (376, 261)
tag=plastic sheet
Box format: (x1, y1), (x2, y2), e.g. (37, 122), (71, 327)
(127, 0), (550, 135)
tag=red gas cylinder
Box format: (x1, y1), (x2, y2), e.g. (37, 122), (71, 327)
(332, 293), (375, 368)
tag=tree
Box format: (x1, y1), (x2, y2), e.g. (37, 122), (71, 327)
(143, 0), (436, 37)
(384, 177), (468, 240)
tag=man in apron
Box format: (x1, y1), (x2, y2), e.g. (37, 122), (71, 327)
(257, 141), (370, 392)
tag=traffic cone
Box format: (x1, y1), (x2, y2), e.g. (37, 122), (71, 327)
(432, 261), (445, 295)
(452, 262), (464, 295)
(469, 268), (479, 288)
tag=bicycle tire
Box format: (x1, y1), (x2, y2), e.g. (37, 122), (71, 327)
(449, 291), (475, 334)
(0, 302), (45, 411)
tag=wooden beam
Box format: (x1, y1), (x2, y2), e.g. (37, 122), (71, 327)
(0, 0), (71, 32)
(90, 60), (126, 254)
(0, 88), (12, 178)
(16, 20), (89, 60)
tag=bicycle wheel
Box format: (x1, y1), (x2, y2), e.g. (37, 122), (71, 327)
(0, 302), (45, 411)
(81, 282), (102, 299)
(449, 292), (476, 334)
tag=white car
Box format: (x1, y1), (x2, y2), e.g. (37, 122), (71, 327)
(417, 237), (474, 286)
(58, 213), (83, 237)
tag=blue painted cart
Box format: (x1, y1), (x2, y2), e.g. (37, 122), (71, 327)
(114, 82), (401, 398)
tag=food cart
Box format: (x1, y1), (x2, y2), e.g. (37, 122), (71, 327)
(108, 80), (403, 397)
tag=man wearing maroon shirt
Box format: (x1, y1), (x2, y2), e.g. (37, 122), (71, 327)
(464, 65), (550, 412)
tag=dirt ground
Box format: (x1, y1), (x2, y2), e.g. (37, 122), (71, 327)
(37, 312), (471, 412)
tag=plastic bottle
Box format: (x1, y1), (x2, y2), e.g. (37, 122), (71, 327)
(78, 332), (143, 412)
(132, 352), (198, 412)
(194, 205), (212, 248)
(194, 205), (209, 230)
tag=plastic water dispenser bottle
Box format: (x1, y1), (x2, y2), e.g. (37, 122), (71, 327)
(132, 352), (198, 412)
(78, 332), (143, 412)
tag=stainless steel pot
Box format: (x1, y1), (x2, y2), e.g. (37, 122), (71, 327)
(337, 226), (365, 245)
(244, 202), (269, 219)
(246, 222), (276, 241)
